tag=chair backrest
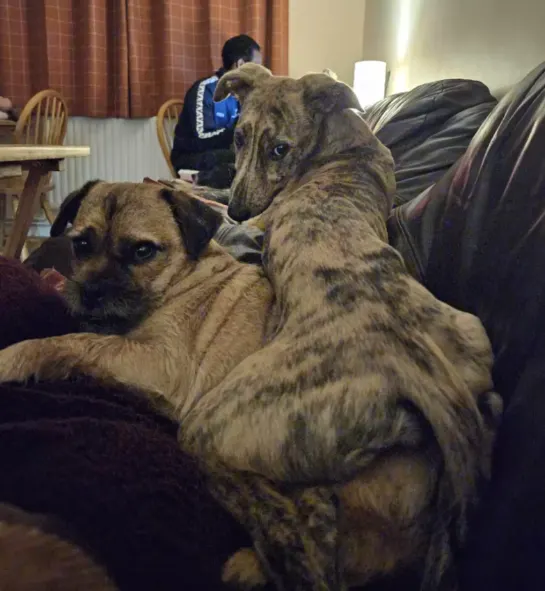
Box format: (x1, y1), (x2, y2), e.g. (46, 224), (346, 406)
(156, 98), (183, 177)
(14, 89), (68, 146)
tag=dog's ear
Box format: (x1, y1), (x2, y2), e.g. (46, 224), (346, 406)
(214, 63), (272, 104)
(301, 73), (360, 114)
(50, 180), (101, 237)
(324, 108), (396, 206)
(322, 68), (338, 80)
(325, 108), (377, 148)
(160, 190), (223, 260)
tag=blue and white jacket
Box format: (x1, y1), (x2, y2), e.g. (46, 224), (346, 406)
(171, 69), (239, 166)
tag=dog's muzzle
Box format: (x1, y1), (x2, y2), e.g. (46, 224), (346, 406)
(227, 201), (252, 222)
(67, 277), (152, 335)
(80, 282), (108, 309)
(227, 180), (254, 222)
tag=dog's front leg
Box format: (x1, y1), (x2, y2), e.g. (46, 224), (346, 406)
(0, 334), (183, 400)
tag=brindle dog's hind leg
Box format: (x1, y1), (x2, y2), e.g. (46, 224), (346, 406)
(223, 548), (268, 589)
(203, 459), (345, 591)
(420, 299), (503, 479)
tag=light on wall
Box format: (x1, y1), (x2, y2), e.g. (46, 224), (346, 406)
(353, 60), (387, 108)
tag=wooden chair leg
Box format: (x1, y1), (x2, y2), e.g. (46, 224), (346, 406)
(0, 197), (5, 250)
(10, 196), (21, 253)
(8, 191), (54, 260)
(40, 193), (56, 225)
(4, 167), (46, 260)
(9, 197), (30, 260)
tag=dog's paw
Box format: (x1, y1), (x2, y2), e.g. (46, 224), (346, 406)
(479, 391), (503, 428)
(0, 341), (40, 384)
(222, 548), (268, 589)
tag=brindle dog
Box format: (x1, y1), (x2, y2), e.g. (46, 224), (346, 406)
(178, 64), (502, 590)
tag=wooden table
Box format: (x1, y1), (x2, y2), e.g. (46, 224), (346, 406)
(0, 145), (90, 259)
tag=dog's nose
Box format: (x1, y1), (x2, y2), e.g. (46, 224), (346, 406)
(227, 201), (251, 222)
(81, 283), (106, 308)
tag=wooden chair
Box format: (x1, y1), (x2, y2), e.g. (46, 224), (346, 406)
(156, 99), (183, 177)
(0, 90), (68, 258)
(13, 89), (68, 224)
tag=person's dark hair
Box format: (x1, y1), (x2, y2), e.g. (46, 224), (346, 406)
(221, 35), (260, 70)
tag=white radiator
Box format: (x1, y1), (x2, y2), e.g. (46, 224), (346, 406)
(52, 116), (172, 206)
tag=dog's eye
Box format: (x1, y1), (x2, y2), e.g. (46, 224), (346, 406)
(271, 143), (290, 161)
(72, 237), (92, 259)
(132, 242), (158, 263)
(234, 130), (245, 150)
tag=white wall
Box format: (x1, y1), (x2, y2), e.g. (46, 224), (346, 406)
(289, 0), (366, 85)
(362, 0), (545, 96)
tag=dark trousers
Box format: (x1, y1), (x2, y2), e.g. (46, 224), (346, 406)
(172, 149), (234, 172)
(172, 149), (236, 189)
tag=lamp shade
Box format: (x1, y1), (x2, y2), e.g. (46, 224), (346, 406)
(353, 60), (387, 108)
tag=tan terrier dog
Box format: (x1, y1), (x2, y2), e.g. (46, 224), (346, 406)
(0, 503), (117, 590)
(0, 181), (273, 420)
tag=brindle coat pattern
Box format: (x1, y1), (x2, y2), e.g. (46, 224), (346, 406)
(177, 65), (502, 589)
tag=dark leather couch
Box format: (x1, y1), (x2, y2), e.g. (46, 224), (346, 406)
(388, 62), (545, 590)
(364, 78), (497, 206)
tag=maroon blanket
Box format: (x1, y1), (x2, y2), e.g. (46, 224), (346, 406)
(0, 257), (252, 590)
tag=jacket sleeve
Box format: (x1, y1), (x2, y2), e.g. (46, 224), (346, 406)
(173, 80), (234, 158)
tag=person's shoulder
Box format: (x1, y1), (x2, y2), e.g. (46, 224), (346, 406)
(193, 73), (220, 93)
(183, 73), (217, 98)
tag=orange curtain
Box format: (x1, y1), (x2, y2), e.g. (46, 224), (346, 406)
(126, 0), (289, 118)
(0, 0), (288, 118)
(0, 0), (129, 117)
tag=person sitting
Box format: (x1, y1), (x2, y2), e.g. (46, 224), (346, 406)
(170, 35), (262, 180)
(0, 96), (17, 121)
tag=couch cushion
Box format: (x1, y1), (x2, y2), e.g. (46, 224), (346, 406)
(387, 62), (545, 591)
(365, 79), (497, 206)
(388, 63), (545, 401)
